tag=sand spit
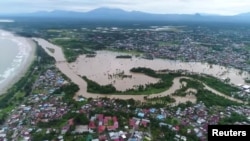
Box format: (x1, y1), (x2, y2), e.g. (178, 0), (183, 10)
(33, 38), (246, 104)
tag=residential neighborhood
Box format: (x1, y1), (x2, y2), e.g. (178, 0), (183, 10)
(0, 65), (249, 140)
(1, 13), (250, 141)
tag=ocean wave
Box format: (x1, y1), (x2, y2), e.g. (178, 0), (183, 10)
(0, 30), (33, 90)
(0, 67), (16, 84)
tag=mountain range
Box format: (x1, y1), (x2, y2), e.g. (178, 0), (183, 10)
(3, 7), (250, 22)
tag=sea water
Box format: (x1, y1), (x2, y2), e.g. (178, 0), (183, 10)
(0, 31), (29, 92)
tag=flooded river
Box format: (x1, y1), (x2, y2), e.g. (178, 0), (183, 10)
(34, 38), (247, 103)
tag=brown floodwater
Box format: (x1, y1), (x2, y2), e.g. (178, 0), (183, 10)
(33, 38), (247, 103)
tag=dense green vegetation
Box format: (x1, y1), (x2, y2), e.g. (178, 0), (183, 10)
(59, 83), (80, 103)
(150, 117), (199, 141)
(172, 78), (242, 107)
(35, 41), (56, 66)
(35, 111), (89, 141)
(74, 113), (89, 125)
(52, 39), (101, 62)
(130, 67), (159, 78)
(81, 67), (243, 108)
(245, 78), (250, 83)
(127, 68), (180, 94)
(82, 76), (117, 94)
(145, 95), (176, 107)
(37, 111), (87, 128)
(189, 74), (240, 96)
(116, 55), (132, 59)
(219, 112), (248, 124)
(196, 89), (240, 107)
(173, 78), (202, 97)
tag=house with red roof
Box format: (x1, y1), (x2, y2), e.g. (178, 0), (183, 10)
(99, 135), (108, 141)
(89, 121), (96, 129)
(174, 125), (180, 131)
(140, 120), (148, 127)
(129, 118), (139, 129)
(68, 118), (74, 126)
(89, 114), (119, 133)
(98, 125), (106, 133)
(104, 116), (119, 131)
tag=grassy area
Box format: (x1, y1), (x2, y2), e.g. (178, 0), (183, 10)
(51, 38), (101, 62)
(0, 62), (35, 108)
(13, 91), (25, 101)
(0, 106), (14, 123)
(82, 76), (117, 94)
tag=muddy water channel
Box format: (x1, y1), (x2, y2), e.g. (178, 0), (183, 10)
(71, 50), (249, 87)
(34, 38), (248, 103)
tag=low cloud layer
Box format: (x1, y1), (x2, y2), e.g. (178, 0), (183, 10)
(0, 0), (250, 15)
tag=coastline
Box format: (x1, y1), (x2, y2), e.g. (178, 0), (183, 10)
(0, 30), (36, 95)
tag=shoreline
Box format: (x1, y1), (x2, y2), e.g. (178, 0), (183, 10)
(0, 30), (36, 95)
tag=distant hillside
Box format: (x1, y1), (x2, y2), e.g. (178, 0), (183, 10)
(2, 7), (250, 22)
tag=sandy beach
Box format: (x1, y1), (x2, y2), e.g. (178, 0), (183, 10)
(0, 30), (36, 95)
(33, 38), (247, 104)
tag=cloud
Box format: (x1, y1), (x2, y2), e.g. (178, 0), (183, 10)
(0, 0), (250, 15)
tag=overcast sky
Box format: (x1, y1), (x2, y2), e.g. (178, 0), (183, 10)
(0, 0), (250, 15)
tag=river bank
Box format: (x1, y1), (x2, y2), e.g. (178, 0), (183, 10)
(33, 38), (248, 104)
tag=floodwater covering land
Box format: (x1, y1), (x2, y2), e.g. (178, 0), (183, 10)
(34, 38), (248, 103)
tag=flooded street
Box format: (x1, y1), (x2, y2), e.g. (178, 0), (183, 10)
(34, 38), (247, 103)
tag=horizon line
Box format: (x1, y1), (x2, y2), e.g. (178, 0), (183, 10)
(0, 7), (248, 16)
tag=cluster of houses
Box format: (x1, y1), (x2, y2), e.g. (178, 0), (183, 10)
(133, 102), (250, 141)
(88, 114), (127, 141)
(88, 114), (119, 133)
(1, 94), (249, 141)
(34, 69), (67, 94)
(0, 68), (69, 141)
(238, 84), (250, 93)
(225, 106), (250, 123)
(234, 84), (250, 100)
(88, 26), (250, 72)
(77, 98), (250, 141)
(0, 65), (249, 141)
(77, 100), (153, 141)
(29, 94), (69, 124)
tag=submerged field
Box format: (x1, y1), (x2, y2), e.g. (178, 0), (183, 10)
(34, 38), (249, 105)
